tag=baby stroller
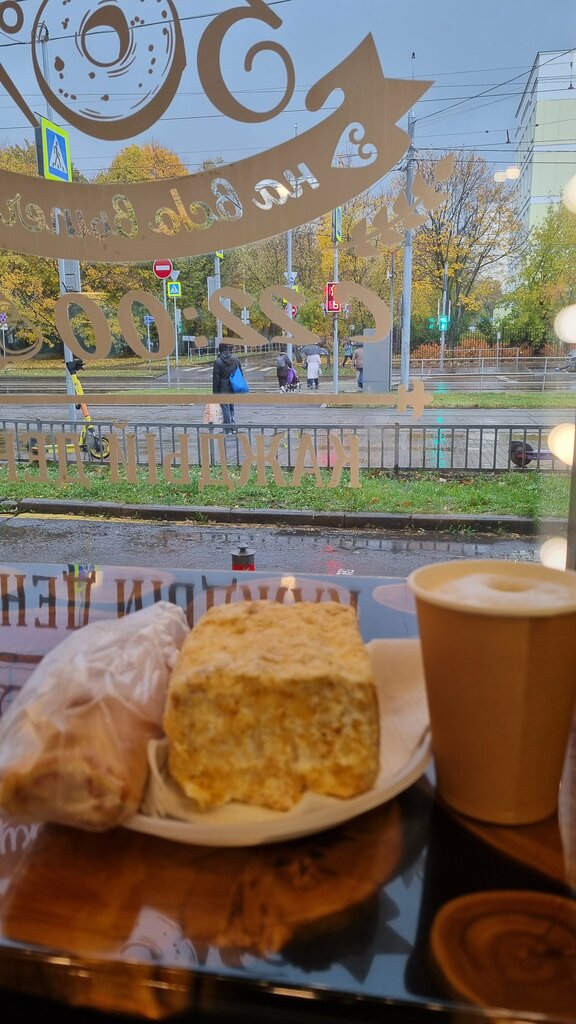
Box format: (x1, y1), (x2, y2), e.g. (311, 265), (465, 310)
(285, 366), (301, 392)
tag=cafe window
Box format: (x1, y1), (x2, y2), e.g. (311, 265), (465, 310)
(1, 7), (575, 1024)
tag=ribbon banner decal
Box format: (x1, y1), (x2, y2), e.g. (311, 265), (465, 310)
(0, 34), (429, 262)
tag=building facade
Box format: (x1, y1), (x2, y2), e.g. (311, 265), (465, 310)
(515, 49), (576, 234)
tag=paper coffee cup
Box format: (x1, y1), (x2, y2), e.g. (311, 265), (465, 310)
(408, 560), (576, 825)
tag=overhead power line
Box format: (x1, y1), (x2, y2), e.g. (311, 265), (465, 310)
(417, 48), (574, 124)
(0, 0), (294, 47)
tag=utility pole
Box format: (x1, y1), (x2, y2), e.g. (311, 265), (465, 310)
(389, 250), (395, 381)
(286, 223), (293, 362)
(214, 253), (223, 346)
(285, 124), (298, 362)
(400, 111), (416, 390)
(38, 22), (77, 424)
(439, 261), (448, 371)
(333, 234), (339, 395)
(162, 279), (171, 386)
(173, 295), (179, 370)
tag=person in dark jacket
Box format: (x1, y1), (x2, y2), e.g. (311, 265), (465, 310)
(276, 352), (293, 391)
(212, 343), (240, 432)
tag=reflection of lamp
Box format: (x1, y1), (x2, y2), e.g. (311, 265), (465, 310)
(494, 167), (520, 183)
(550, 276), (576, 568)
(280, 574), (297, 604)
(566, 422), (576, 570)
(563, 172), (576, 213)
(548, 423), (575, 466)
(546, 420), (576, 570)
(540, 537), (568, 570)
(554, 305), (576, 344)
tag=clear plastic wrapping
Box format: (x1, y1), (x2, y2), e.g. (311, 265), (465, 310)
(0, 602), (189, 830)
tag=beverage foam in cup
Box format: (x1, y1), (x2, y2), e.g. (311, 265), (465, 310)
(408, 559), (576, 825)
(433, 572), (575, 612)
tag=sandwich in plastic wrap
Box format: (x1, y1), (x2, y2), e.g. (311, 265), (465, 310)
(0, 602), (189, 830)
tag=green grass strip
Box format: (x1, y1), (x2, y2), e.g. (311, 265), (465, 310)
(0, 465), (569, 519)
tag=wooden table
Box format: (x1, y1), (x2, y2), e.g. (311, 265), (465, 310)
(0, 562), (574, 1023)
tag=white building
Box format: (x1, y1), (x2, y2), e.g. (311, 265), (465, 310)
(515, 49), (576, 234)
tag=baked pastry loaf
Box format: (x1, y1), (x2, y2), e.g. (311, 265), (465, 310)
(163, 601), (380, 811)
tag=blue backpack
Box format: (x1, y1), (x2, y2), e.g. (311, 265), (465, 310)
(229, 364), (249, 394)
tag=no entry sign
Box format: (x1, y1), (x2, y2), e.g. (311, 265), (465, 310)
(153, 259), (173, 279)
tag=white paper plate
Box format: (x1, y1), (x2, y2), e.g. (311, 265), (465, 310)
(123, 639), (431, 846)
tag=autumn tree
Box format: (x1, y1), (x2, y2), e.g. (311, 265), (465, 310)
(410, 153), (522, 344)
(85, 143), (193, 353)
(498, 203), (576, 350)
(94, 142), (188, 183)
(0, 142), (61, 351)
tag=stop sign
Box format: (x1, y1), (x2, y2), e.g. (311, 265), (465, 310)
(153, 259), (173, 279)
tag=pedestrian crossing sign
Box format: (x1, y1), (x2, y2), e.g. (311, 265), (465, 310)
(167, 281), (182, 297)
(36, 118), (72, 182)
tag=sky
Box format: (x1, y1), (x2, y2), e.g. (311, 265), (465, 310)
(0, 0), (575, 181)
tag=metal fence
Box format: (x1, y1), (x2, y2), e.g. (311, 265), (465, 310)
(0, 418), (568, 474)
(399, 355), (576, 392)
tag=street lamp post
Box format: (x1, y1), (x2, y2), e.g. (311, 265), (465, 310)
(400, 111), (416, 390)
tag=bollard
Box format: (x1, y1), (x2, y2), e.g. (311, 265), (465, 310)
(231, 544), (255, 571)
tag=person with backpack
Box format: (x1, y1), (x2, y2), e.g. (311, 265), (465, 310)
(212, 343), (241, 432)
(342, 339), (354, 367)
(276, 351), (293, 391)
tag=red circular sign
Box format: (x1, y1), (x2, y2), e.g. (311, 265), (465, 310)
(153, 259), (173, 279)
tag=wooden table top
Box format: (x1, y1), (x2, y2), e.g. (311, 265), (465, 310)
(0, 562), (574, 1023)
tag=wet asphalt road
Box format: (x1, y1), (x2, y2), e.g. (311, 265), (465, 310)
(0, 514), (546, 577)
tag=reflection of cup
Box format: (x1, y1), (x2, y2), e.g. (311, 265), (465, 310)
(408, 559), (576, 825)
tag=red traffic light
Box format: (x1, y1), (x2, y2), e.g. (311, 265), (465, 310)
(325, 282), (340, 313)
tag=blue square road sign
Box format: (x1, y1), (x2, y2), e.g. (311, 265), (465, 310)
(36, 117), (72, 182)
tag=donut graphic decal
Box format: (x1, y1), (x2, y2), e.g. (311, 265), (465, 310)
(31, 0), (186, 140)
(0, 3), (434, 262)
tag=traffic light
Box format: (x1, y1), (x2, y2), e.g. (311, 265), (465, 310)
(428, 317), (436, 330)
(325, 282), (340, 312)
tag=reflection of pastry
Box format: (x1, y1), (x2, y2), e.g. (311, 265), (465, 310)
(164, 601), (380, 811)
(31, 0), (185, 141)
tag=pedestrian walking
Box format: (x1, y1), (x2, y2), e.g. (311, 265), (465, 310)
(305, 351), (321, 389)
(276, 352), (293, 391)
(342, 339), (354, 367)
(353, 344), (364, 389)
(212, 343), (241, 432)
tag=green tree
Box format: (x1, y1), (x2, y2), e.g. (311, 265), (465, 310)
(499, 204), (576, 350)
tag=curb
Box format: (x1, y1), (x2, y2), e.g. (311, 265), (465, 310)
(10, 498), (565, 536)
